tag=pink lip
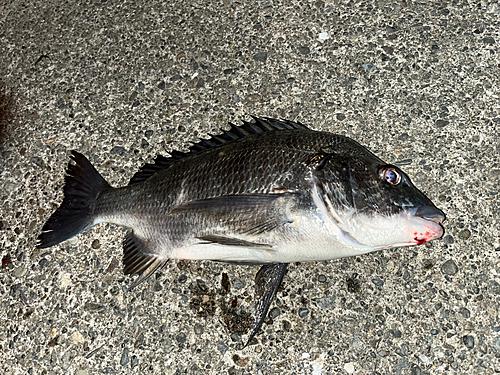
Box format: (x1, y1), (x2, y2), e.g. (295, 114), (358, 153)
(412, 219), (444, 245)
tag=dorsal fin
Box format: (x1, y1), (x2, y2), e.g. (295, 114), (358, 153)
(128, 117), (310, 185)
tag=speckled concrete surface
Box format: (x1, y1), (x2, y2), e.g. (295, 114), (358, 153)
(1, 1), (499, 374)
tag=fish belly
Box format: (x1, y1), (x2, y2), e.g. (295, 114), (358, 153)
(171, 208), (377, 264)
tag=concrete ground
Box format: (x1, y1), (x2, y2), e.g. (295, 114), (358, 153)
(1, 0), (499, 374)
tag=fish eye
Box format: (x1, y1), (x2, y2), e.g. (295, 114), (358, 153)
(379, 167), (401, 185)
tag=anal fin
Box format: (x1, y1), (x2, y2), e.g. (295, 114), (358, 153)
(245, 263), (288, 347)
(123, 232), (167, 290)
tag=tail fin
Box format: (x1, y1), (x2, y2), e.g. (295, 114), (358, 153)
(37, 151), (111, 248)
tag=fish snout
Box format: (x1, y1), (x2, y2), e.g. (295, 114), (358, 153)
(414, 205), (445, 224)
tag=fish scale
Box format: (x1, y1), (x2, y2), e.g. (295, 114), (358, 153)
(37, 117), (445, 346)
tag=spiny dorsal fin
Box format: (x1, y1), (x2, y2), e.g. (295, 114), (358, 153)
(128, 117), (310, 185)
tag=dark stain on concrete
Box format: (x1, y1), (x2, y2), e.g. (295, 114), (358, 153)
(0, 83), (15, 148)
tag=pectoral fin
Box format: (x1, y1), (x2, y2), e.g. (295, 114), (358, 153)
(245, 263), (288, 347)
(197, 234), (273, 248)
(171, 193), (295, 235)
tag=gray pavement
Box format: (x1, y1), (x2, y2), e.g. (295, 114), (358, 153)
(1, 0), (499, 374)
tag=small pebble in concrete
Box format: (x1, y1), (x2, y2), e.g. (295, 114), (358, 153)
(230, 332), (242, 342)
(217, 341), (228, 355)
(344, 362), (355, 374)
(130, 355), (139, 369)
(176, 333), (187, 344)
(462, 335), (474, 349)
(194, 323), (204, 335)
(269, 307), (281, 319)
(13, 267), (26, 278)
(443, 235), (454, 244)
(298, 46), (310, 55)
(318, 32), (330, 40)
(435, 119), (449, 128)
(418, 354), (430, 365)
(316, 296), (335, 310)
(362, 63), (375, 71)
(460, 307), (471, 319)
(458, 229), (471, 239)
(441, 260), (459, 275)
(72, 331), (84, 344)
(253, 52), (268, 63)
(233, 278), (245, 289)
(395, 360), (409, 371)
(298, 307), (309, 318)
(120, 348), (129, 366)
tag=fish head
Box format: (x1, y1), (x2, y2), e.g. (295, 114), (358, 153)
(314, 139), (445, 251)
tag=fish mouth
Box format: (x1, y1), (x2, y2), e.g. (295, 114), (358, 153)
(407, 205), (445, 244)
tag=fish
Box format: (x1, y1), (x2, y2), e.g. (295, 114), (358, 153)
(37, 117), (445, 346)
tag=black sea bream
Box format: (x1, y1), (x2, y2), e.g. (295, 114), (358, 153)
(38, 117), (445, 345)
